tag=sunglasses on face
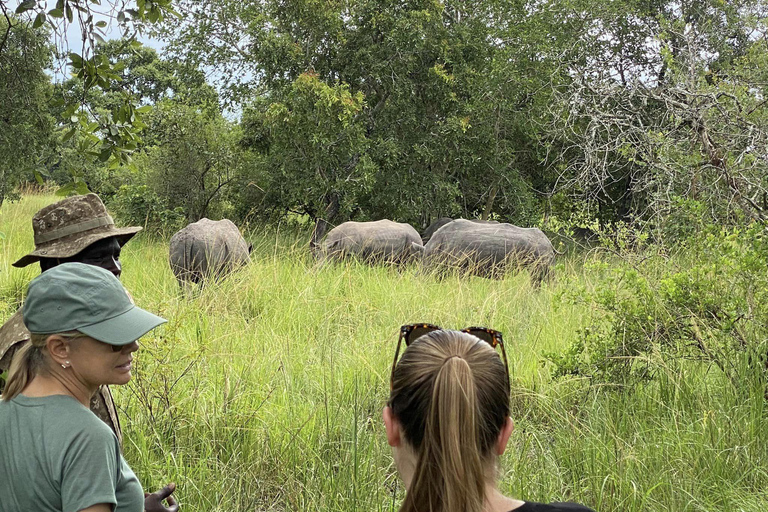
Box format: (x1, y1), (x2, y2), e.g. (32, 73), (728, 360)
(390, 323), (510, 390)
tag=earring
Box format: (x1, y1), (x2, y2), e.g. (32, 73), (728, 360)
(61, 361), (70, 369)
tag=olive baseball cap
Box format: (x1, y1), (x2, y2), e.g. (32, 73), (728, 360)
(23, 263), (166, 345)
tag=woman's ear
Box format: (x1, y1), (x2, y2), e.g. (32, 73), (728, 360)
(495, 416), (514, 455)
(383, 406), (402, 447)
(45, 335), (71, 366)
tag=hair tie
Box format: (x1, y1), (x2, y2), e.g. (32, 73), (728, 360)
(443, 355), (462, 365)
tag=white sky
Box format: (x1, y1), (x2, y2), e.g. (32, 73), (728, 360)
(7, 0), (165, 80)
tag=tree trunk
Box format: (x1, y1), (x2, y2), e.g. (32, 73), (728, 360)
(310, 193), (341, 254)
(481, 184), (498, 221)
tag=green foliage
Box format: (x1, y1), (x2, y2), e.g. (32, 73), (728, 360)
(138, 101), (250, 223)
(0, 14), (55, 207)
(168, 0), (551, 228)
(6, 0), (179, 173)
(549, 224), (768, 387)
(242, 72), (375, 226)
(109, 183), (186, 235)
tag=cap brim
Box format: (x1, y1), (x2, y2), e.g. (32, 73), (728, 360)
(12, 226), (142, 268)
(77, 304), (167, 346)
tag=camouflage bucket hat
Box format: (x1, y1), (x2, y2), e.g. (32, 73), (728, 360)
(12, 194), (142, 268)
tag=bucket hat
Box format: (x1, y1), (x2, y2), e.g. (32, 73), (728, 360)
(12, 194), (142, 268)
(23, 263), (166, 345)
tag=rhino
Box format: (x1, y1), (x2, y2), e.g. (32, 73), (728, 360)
(423, 219), (555, 281)
(422, 217), (501, 243)
(320, 220), (424, 265)
(169, 218), (251, 284)
(422, 217), (454, 243)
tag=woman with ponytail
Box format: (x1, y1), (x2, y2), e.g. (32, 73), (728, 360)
(385, 327), (595, 512)
(0, 263), (178, 512)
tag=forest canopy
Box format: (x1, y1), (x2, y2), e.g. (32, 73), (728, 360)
(2, 0), (768, 240)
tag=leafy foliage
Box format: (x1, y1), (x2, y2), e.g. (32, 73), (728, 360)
(549, 224), (768, 388)
(139, 101), (250, 223)
(165, 0), (553, 231)
(0, 14), (54, 208)
(242, 72), (374, 238)
(2, 0), (179, 172)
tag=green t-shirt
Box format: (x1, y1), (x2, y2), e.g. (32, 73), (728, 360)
(0, 394), (143, 512)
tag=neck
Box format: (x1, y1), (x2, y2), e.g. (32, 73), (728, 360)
(21, 369), (96, 407)
(398, 454), (524, 512)
(485, 485), (525, 512)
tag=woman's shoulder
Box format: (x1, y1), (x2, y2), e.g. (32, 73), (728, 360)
(9, 394), (118, 445)
(513, 501), (596, 512)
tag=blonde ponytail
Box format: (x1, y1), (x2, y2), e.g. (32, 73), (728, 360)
(390, 330), (510, 512)
(2, 332), (82, 401)
(411, 357), (486, 512)
(3, 340), (41, 401)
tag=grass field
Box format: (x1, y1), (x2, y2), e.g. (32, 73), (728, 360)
(2, 194), (767, 512)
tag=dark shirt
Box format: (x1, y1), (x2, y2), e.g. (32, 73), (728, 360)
(513, 502), (596, 512)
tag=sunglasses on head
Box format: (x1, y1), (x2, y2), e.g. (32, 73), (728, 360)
(390, 323), (510, 390)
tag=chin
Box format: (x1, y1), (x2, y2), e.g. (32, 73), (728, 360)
(110, 371), (132, 385)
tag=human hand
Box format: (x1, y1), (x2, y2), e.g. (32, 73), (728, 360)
(144, 482), (179, 512)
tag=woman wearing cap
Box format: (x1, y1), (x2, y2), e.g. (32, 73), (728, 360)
(0, 263), (178, 512)
(385, 327), (595, 512)
(0, 192), (144, 442)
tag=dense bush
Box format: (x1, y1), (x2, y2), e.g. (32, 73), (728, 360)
(548, 224), (768, 391)
(109, 184), (186, 236)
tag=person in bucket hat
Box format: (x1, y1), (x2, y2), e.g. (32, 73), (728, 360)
(11, 193), (142, 269)
(0, 193), (142, 442)
(0, 263), (179, 512)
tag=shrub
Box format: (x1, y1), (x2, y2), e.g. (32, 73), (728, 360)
(548, 224), (768, 390)
(109, 184), (186, 236)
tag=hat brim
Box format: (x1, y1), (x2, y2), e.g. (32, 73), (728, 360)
(77, 304), (166, 346)
(12, 226), (142, 268)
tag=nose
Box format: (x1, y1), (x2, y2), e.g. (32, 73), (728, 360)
(123, 340), (139, 354)
(110, 257), (122, 278)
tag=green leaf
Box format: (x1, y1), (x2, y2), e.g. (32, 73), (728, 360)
(69, 52), (84, 68)
(33, 169), (45, 185)
(62, 127), (77, 142)
(55, 182), (76, 197)
(66, 4), (73, 23)
(75, 180), (91, 195)
(99, 148), (112, 162)
(49, 8), (64, 18)
(15, 0), (35, 14)
(33, 12), (46, 29)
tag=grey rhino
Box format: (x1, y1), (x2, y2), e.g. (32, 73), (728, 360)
(320, 220), (424, 265)
(422, 217), (454, 243)
(169, 218), (251, 284)
(423, 219), (555, 281)
(421, 217), (501, 243)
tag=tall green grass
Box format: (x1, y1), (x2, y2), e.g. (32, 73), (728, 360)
(1, 194), (767, 511)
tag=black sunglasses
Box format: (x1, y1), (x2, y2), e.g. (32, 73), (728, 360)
(390, 323), (510, 390)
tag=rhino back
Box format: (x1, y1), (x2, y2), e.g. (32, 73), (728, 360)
(169, 219), (249, 281)
(425, 219), (554, 268)
(323, 220), (422, 262)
